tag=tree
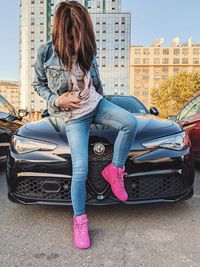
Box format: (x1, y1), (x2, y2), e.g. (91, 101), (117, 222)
(150, 71), (200, 117)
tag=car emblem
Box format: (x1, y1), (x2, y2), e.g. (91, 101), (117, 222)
(93, 143), (105, 155)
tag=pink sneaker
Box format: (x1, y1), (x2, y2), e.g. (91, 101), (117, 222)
(101, 162), (128, 201)
(73, 214), (90, 249)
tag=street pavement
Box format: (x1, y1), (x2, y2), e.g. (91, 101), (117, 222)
(0, 160), (200, 267)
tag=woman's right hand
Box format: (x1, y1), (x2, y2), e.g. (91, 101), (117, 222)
(56, 92), (81, 109)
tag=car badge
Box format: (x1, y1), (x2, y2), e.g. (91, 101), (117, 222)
(93, 143), (105, 155)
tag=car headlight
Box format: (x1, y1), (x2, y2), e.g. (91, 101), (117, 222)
(11, 135), (57, 154)
(142, 131), (190, 151)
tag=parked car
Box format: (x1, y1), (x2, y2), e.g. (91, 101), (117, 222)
(6, 95), (195, 206)
(168, 94), (200, 162)
(0, 94), (28, 161)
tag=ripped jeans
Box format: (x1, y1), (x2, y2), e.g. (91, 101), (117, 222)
(63, 97), (138, 216)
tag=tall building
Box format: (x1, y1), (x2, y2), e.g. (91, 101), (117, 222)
(19, 0), (131, 113)
(130, 38), (200, 108)
(19, 0), (47, 112)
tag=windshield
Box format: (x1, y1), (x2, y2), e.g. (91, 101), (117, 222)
(106, 96), (149, 114)
(178, 95), (200, 120)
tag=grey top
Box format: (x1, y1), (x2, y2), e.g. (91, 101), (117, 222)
(61, 54), (103, 122)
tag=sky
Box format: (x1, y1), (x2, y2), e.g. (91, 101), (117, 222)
(0, 0), (199, 81)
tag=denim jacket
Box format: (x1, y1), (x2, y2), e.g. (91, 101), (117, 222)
(32, 40), (104, 118)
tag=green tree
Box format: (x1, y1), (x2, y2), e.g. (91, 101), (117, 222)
(150, 71), (200, 117)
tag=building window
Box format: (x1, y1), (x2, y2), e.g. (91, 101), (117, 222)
(121, 17), (125, 24)
(143, 58), (149, 64)
(163, 49), (169, 55)
(173, 49), (180, 55)
(182, 49), (188, 56)
(173, 67), (179, 73)
(162, 67), (168, 73)
(154, 68), (161, 74)
(134, 58), (140, 64)
(193, 58), (199, 64)
(143, 76), (149, 81)
(193, 67), (200, 72)
(154, 76), (160, 81)
(134, 91), (140, 96)
(182, 58), (188, 64)
(135, 68), (140, 73)
(143, 49), (149, 55)
(173, 58), (179, 64)
(31, 18), (34, 25)
(193, 48), (199, 55)
(143, 68), (149, 73)
(143, 91), (149, 96)
(154, 58), (160, 64)
(134, 49), (141, 55)
(162, 58), (169, 64)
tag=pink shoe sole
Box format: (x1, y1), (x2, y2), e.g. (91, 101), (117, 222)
(73, 241), (90, 249)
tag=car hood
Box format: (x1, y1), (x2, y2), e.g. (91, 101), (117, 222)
(16, 114), (182, 149)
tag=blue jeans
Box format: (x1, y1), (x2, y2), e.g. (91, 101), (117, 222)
(64, 97), (138, 216)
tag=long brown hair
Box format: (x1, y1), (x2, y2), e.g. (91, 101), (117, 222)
(52, 1), (97, 75)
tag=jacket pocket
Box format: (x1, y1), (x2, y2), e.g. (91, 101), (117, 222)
(46, 68), (60, 93)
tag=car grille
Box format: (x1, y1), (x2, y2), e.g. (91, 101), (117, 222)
(87, 144), (113, 193)
(13, 144), (191, 202)
(122, 173), (191, 200)
(14, 177), (72, 201)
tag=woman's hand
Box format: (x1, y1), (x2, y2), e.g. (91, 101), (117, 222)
(56, 92), (81, 109)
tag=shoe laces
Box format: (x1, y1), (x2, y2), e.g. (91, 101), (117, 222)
(116, 169), (127, 189)
(74, 218), (88, 233)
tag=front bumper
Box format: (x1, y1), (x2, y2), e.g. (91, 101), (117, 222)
(6, 143), (195, 206)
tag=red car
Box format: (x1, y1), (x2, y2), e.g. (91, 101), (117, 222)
(168, 94), (200, 162)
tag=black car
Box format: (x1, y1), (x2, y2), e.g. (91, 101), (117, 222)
(0, 94), (28, 161)
(6, 95), (195, 205)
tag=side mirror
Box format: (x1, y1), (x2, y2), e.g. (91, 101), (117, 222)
(167, 115), (177, 121)
(149, 106), (159, 116)
(41, 109), (49, 118)
(18, 109), (29, 118)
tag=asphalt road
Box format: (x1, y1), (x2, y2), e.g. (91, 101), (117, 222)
(0, 160), (200, 267)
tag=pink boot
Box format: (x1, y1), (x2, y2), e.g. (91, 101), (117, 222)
(73, 213), (90, 249)
(101, 162), (128, 201)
